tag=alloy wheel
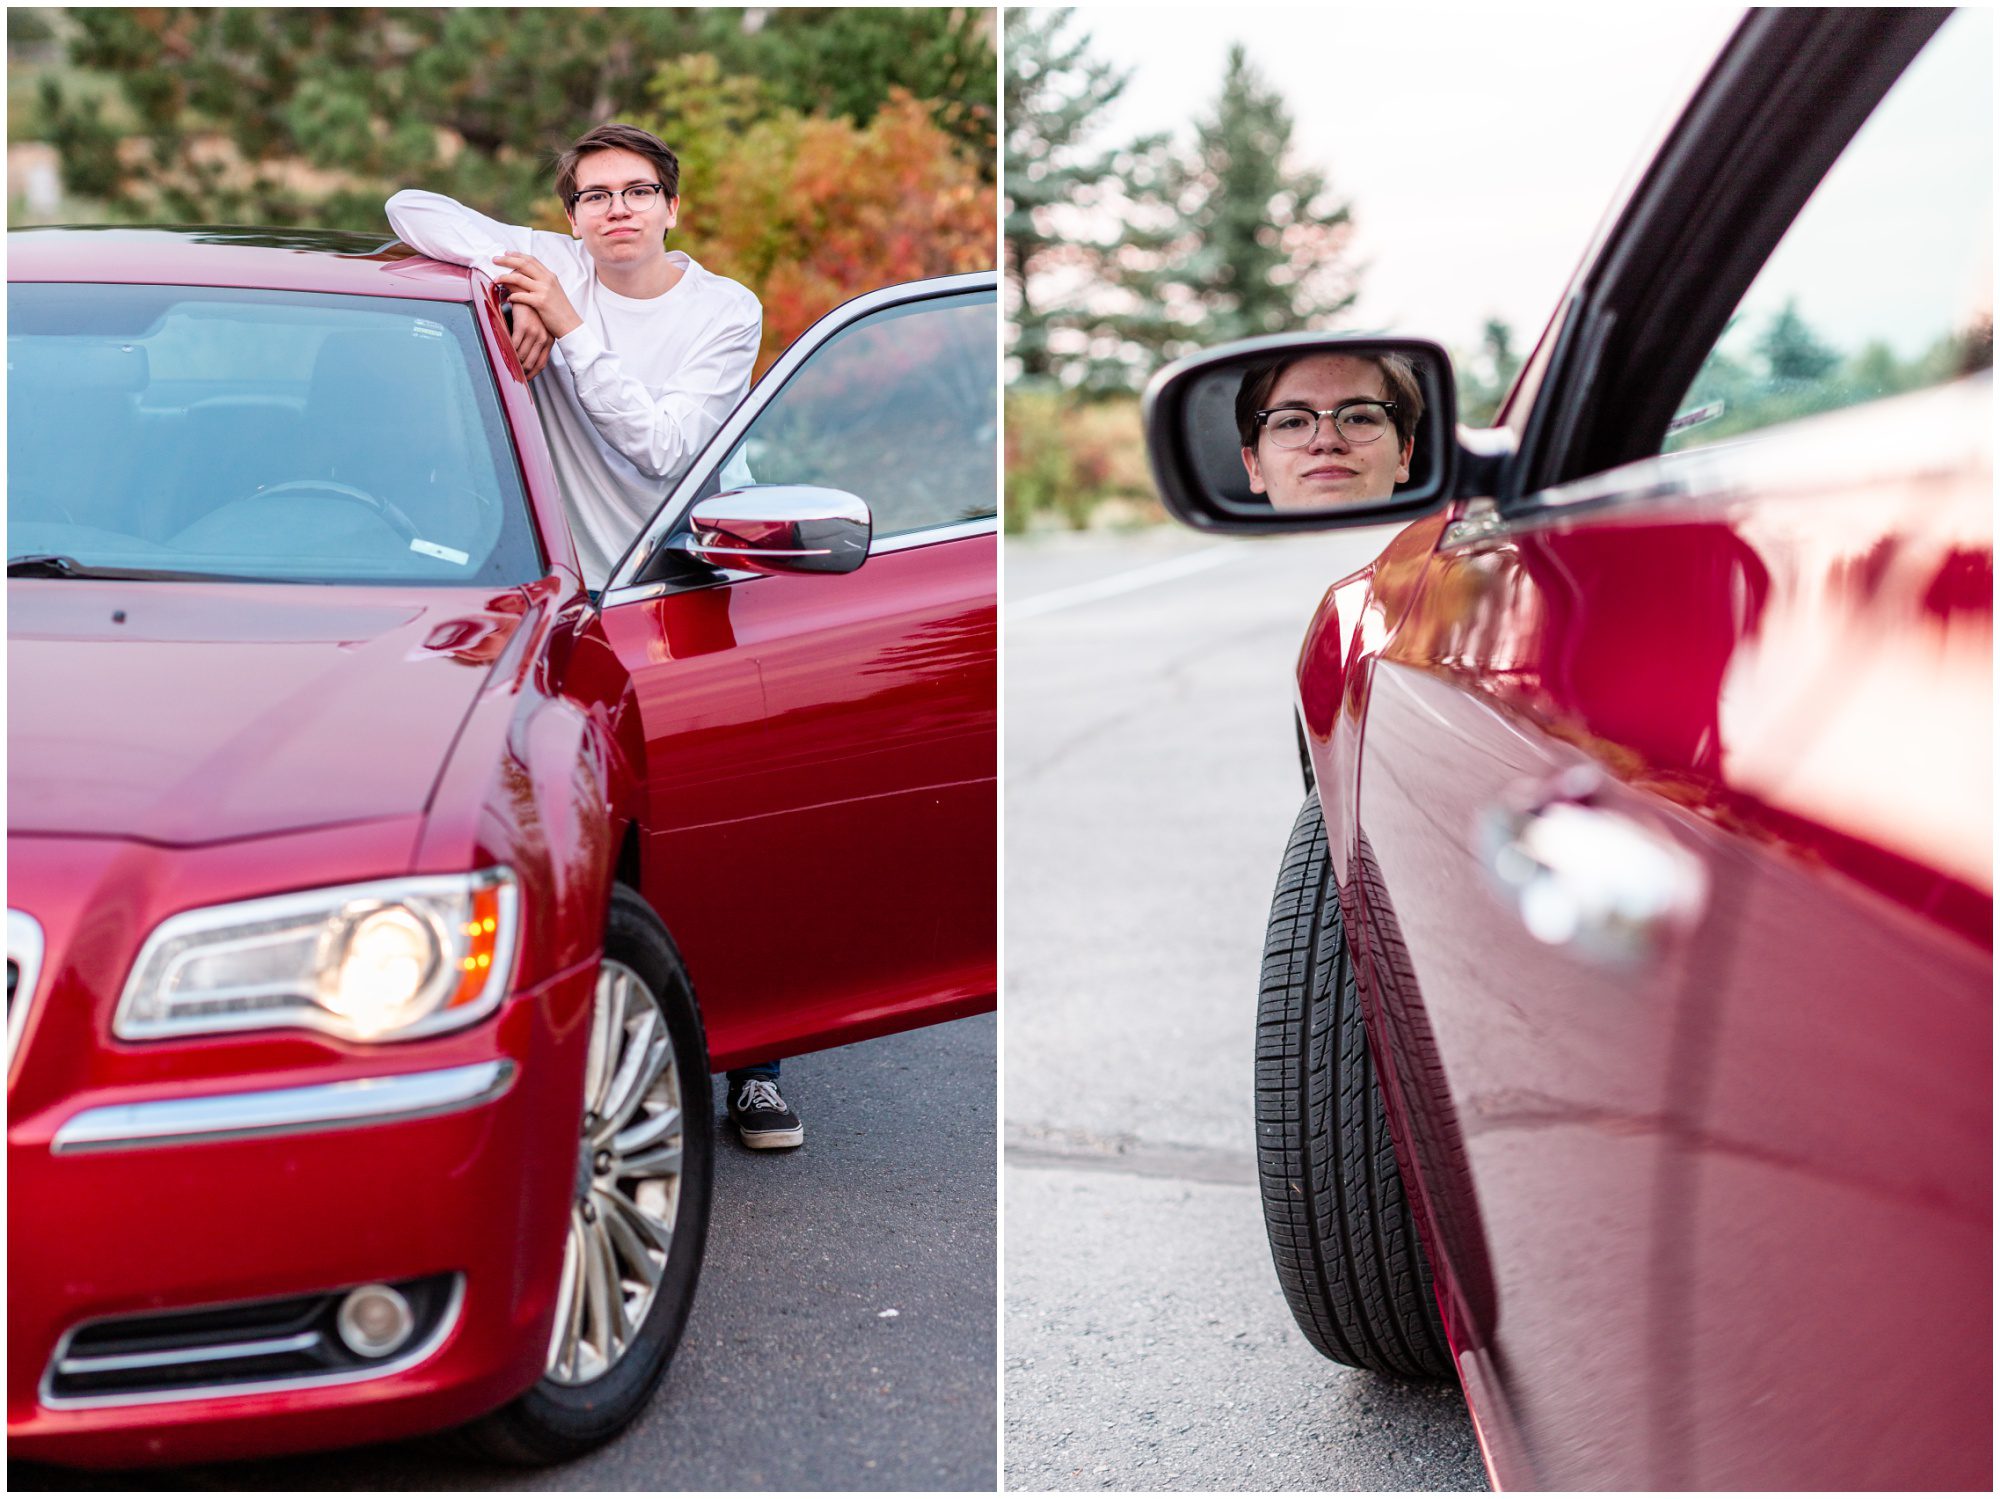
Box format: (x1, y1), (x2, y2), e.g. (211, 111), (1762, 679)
(544, 959), (684, 1386)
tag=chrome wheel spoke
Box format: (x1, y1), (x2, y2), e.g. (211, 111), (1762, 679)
(582, 966), (624, 1115)
(594, 1007), (662, 1140)
(620, 1140), (683, 1178)
(596, 1216), (634, 1349)
(598, 1188), (665, 1291)
(549, 1213), (588, 1381)
(603, 1181), (674, 1252)
(582, 1216), (621, 1361)
(613, 1103), (681, 1158)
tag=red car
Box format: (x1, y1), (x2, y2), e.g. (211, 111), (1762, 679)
(6, 226), (995, 1466)
(1145, 8), (1988, 1489)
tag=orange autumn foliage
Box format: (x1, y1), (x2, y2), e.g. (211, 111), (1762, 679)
(649, 81), (994, 378)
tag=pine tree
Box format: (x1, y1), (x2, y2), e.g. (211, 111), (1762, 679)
(1458, 318), (1523, 426)
(1103, 44), (1359, 382)
(735, 7), (994, 175)
(1003, 10), (1151, 386)
(1756, 298), (1841, 383)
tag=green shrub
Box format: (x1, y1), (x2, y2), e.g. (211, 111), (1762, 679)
(1004, 389), (1162, 533)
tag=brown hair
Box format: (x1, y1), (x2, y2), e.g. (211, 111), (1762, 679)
(554, 122), (681, 209)
(1234, 351), (1425, 450)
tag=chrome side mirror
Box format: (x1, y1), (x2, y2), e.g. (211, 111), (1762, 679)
(679, 485), (871, 576)
(1142, 334), (1460, 533)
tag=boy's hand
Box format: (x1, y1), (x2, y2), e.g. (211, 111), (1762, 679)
(493, 253), (582, 339)
(506, 298), (553, 379)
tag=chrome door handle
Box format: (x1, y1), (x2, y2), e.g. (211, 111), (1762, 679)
(1479, 786), (1707, 964)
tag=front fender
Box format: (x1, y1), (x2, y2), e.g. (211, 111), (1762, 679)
(412, 580), (629, 990)
(1298, 511), (1451, 889)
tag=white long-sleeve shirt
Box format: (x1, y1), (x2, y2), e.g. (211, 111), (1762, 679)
(385, 189), (762, 587)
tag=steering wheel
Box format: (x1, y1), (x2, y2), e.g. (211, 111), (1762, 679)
(255, 479), (424, 544)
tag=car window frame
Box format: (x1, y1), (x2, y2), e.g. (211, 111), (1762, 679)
(599, 271), (997, 606)
(467, 272), (568, 581)
(1503, 6), (1949, 511)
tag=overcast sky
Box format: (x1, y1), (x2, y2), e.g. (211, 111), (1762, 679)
(1058, 4), (1745, 353)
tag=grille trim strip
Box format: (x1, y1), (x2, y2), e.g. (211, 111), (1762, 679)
(58, 1330), (323, 1376)
(50, 1060), (515, 1153)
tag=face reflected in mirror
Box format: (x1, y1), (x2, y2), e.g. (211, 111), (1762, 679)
(1236, 353), (1421, 511)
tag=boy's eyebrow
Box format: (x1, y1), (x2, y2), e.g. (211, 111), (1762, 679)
(1266, 398), (1385, 409)
(576, 178), (660, 191)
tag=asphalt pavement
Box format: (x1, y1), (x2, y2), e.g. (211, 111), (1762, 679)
(10, 1014), (996, 1493)
(1002, 526), (1488, 1492)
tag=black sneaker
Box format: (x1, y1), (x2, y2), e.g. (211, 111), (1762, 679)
(728, 1077), (804, 1149)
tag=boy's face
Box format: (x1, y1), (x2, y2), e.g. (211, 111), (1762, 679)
(1241, 354), (1413, 511)
(565, 147), (680, 269)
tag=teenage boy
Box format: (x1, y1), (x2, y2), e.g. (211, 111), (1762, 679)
(386, 122), (758, 591)
(386, 124), (803, 1151)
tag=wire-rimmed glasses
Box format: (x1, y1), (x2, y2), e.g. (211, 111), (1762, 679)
(572, 183), (666, 214)
(1255, 400), (1400, 447)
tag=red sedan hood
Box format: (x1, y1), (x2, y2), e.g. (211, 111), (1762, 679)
(7, 582), (525, 846)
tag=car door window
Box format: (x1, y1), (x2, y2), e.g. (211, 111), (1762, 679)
(711, 290), (996, 541)
(1663, 8), (1991, 453)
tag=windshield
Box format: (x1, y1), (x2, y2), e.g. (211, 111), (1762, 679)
(8, 283), (543, 585)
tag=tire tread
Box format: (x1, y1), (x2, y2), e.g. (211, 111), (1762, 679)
(1256, 794), (1450, 1380)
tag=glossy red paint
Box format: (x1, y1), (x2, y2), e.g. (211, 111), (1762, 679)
(8, 226), (463, 300)
(8, 228), (995, 1463)
(595, 533), (998, 1071)
(1299, 389), (1991, 1489)
(8, 583), (526, 846)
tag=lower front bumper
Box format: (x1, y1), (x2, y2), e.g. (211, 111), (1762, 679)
(6, 963), (597, 1468)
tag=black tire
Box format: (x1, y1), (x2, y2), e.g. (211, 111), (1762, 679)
(1257, 793), (1451, 1380)
(458, 884), (714, 1464)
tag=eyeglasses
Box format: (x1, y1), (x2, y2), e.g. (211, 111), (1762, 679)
(1256, 401), (1400, 448)
(572, 183), (666, 214)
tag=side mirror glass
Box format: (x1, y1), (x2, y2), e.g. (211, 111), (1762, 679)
(1142, 334), (1459, 533)
(679, 485), (872, 576)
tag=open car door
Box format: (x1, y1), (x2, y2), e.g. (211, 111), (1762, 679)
(592, 275), (996, 1070)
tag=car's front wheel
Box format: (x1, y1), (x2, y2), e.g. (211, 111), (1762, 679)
(461, 884), (714, 1464)
(1257, 793), (1451, 1380)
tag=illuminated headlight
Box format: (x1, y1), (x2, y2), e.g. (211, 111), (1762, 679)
(114, 870), (518, 1043)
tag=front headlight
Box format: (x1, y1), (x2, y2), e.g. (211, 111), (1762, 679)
(114, 869), (518, 1043)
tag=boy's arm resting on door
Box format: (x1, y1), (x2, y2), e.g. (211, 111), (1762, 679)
(556, 296), (763, 481)
(385, 189), (583, 283)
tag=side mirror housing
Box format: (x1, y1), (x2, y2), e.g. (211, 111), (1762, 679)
(677, 485), (872, 577)
(1142, 334), (1460, 533)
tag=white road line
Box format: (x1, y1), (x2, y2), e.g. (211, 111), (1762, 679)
(1007, 543), (1248, 622)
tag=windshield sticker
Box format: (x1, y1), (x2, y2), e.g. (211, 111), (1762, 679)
(411, 320), (445, 340)
(410, 538), (470, 566)
(1666, 400), (1725, 435)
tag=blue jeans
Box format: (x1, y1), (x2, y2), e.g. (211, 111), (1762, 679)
(726, 1060), (780, 1086)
